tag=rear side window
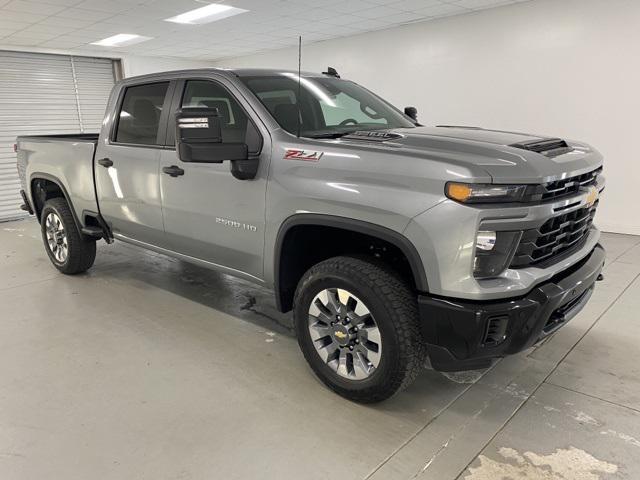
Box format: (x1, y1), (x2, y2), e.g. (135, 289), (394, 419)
(115, 82), (169, 145)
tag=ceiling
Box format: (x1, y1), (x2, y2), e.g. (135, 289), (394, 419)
(0, 0), (527, 61)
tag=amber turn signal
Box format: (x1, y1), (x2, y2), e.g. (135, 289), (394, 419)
(446, 183), (473, 202)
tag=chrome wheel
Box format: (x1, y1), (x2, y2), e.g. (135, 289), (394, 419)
(45, 212), (68, 263)
(308, 288), (382, 380)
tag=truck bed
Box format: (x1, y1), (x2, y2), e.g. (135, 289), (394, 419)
(16, 133), (101, 225)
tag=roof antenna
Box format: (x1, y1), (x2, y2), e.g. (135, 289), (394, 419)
(297, 35), (302, 138)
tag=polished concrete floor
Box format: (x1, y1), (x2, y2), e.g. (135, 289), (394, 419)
(1, 218), (640, 480)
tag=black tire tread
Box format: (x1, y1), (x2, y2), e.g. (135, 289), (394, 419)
(41, 197), (96, 274)
(294, 255), (426, 403)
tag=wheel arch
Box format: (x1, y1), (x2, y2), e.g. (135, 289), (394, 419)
(29, 172), (82, 231)
(273, 214), (429, 313)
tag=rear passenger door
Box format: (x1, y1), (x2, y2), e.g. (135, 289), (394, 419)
(95, 81), (173, 246)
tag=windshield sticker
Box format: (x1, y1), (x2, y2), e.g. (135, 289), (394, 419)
(284, 149), (323, 162)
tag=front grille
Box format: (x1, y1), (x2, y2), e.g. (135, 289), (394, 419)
(510, 200), (598, 268)
(521, 167), (602, 203)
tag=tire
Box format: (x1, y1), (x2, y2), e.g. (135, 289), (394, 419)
(293, 256), (426, 403)
(40, 197), (96, 274)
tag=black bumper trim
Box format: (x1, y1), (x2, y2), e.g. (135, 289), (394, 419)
(419, 244), (605, 372)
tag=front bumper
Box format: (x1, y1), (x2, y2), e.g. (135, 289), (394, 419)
(419, 244), (605, 372)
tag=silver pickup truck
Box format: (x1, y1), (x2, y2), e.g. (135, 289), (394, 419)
(16, 67), (605, 403)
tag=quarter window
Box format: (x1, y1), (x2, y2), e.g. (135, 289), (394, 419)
(115, 82), (169, 145)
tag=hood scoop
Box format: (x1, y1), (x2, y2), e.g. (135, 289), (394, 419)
(510, 138), (573, 157)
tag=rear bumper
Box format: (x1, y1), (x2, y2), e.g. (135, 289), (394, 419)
(419, 244), (605, 372)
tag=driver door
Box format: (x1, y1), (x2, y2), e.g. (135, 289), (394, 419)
(158, 77), (269, 280)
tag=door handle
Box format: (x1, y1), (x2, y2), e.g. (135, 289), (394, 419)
(162, 165), (185, 177)
(98, 158), (113, 168)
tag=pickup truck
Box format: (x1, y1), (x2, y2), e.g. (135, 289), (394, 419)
(16, 67), (605, 403)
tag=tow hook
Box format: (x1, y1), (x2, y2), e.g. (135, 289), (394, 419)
(597, 273), (604, 281)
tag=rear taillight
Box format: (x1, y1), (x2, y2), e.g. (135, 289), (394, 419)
(13, 144), (18, 153)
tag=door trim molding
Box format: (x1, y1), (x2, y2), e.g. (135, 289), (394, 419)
(114, 233), (265, 285)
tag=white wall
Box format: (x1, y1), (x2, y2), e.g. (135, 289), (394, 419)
(215, 0), (640, 235)
(120, 55), (213, 77)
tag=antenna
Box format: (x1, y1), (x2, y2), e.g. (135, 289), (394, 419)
(297, 35), (302, 138)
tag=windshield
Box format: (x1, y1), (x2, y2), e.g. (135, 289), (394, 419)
(239, 74), (415, 138)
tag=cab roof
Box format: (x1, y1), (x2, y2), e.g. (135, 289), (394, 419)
(119, 67), (340, 85)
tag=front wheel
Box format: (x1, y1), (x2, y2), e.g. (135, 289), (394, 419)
(41, 197), (96, 274)
(293, 256), (426, 403)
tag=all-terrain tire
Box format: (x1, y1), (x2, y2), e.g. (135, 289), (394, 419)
(40, 197), (96, 274)
(293, 256), (426, 403)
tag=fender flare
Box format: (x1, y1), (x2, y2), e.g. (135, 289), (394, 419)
(29, 172), (83, 231)
(273, 213), (429, 311)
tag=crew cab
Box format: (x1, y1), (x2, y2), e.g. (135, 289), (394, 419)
(16, 67), (605, 402)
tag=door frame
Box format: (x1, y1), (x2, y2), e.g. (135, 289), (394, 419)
(107, 79), (177, 149)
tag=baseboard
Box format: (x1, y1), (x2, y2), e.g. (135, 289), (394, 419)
(597, 222), (640, 236)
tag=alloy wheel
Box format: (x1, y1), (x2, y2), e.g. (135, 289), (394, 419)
(45, 212), (68, 263)
(308, 288), (382, 380)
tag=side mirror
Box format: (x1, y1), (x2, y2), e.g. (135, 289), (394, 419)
(404, 106), (418, 122)
(176, 107), (248, 164)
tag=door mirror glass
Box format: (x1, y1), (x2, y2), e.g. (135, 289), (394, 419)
(176, 107), (248, 164)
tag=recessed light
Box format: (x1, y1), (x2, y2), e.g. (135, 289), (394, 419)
(90, 34), (152, 47)
(164, 3), (248, 25)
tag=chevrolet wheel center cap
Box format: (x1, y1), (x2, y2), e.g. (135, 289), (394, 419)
(333, 325), (350, 345)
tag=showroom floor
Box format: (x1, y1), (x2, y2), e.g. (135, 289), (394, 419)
(1, 219), (639, 480)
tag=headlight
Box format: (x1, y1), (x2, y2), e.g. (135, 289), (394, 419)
(446, 182), (527, 203)
(474, 231), (521, 278)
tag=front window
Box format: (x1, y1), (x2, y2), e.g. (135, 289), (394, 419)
(239, 74), (415, 138)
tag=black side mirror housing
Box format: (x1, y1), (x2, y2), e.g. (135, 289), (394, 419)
(404, 106), (418, 122)
(176, 108), (255, 179)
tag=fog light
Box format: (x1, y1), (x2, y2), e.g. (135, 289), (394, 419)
(474, 231), (522, 278)
(476, 231), (497, 251)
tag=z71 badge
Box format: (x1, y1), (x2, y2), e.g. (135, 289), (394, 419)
(284, 149), (323, 161)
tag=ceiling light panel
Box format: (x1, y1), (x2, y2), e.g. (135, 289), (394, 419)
(90, 33), (152, 47)
(164, 3), (248, 25)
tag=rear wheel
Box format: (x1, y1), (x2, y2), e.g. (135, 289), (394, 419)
(293, 256), (425, 403)
(41, 198), (96, 274)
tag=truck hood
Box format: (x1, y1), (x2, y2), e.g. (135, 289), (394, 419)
(339, 126), (603, 183)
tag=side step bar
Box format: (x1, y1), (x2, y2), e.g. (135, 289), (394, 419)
(81, 226), (105, 237)
(82, 211), (114, 244)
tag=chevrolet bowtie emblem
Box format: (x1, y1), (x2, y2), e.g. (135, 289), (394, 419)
(334, 331), (347, 340)
(586, 186), (599, 207)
